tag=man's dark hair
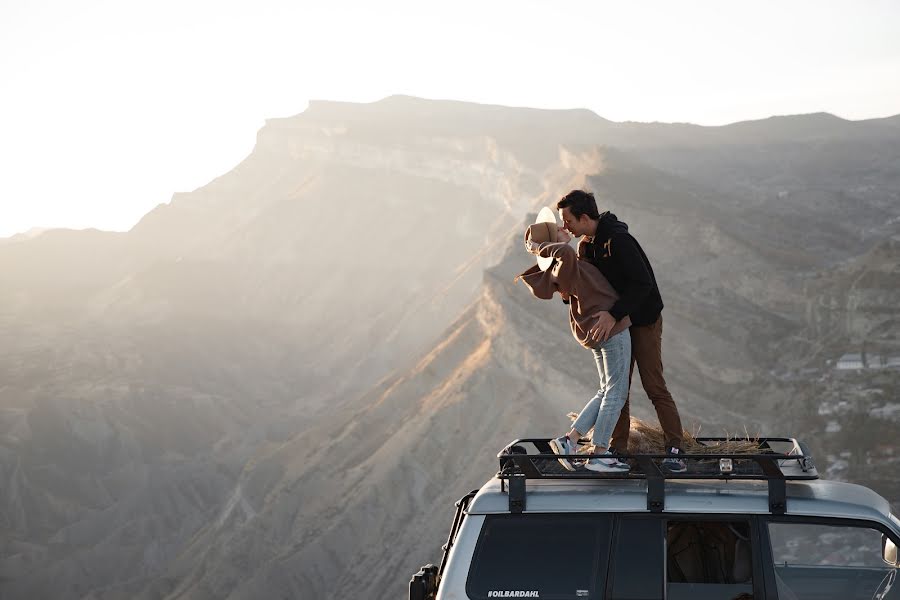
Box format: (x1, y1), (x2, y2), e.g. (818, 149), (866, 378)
(556, 190), (600, 220)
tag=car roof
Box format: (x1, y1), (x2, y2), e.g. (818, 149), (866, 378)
(468, 476), (897, 526)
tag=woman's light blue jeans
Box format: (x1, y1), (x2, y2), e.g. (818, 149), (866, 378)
(572, 329), (631, 448)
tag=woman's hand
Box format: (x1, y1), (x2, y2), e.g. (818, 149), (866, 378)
(524, 237), (540, 255)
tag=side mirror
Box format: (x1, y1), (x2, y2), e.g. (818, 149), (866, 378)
(409, 563), (439, 600)
(883, 534), (899, 567)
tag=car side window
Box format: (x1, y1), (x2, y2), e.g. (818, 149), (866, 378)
(768, 521), (900, 600)
(666, 520), (754, 600)
(466, 514), (612, 600)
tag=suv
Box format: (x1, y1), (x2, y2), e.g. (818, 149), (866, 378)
(410, 437), (900, 600)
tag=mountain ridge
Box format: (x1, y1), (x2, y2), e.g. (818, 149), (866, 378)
(1, 95), (897, 599)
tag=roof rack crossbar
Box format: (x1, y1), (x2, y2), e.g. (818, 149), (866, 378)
(497, 437), (818, 514)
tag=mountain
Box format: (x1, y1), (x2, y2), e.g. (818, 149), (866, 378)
(136, 200), (899, 600)
(0, 96), (898, 599)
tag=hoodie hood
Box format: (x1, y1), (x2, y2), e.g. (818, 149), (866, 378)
(594, 211), (629, 239)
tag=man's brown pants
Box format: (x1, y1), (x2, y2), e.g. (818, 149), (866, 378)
(609, 315), (684, 452)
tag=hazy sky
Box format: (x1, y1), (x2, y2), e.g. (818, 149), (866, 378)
(2, 0), (899, 237)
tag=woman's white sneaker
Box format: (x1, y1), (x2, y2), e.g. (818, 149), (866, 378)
(584, 453), (630, 473)
(549, 436), (578, 472)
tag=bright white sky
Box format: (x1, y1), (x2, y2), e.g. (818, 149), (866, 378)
(2, 0), (899, 238)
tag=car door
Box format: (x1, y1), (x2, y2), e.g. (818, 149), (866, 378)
(760, 517), (900, 600)
(606, 515), (766, 600)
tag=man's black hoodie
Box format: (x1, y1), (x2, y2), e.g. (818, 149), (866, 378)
(577, 211), (664, 326)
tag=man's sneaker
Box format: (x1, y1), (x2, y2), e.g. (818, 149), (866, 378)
(662, 447), (687, 473)
(549, 436), (578, 472)
(584, 453), (630, 473)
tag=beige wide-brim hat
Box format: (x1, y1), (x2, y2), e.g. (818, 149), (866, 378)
(527, 206), (559, 271)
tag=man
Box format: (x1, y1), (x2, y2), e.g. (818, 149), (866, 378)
(556, 189), (686, 472)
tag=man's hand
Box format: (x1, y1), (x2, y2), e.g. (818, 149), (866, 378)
(588, 311), (617, 343)
(556, 227), (572, 244)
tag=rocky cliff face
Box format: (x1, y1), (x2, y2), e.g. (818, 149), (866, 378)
(0, 96), (898, 599)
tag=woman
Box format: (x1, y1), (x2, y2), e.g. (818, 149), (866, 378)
(516, 211), (631, 472)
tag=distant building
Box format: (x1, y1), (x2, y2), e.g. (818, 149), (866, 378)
(869, 403), (900, 421)
(836, 353), (864, 370)
(856, 355), (900, 369)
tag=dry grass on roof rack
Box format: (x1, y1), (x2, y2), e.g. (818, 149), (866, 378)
(566, 415), (762, 455)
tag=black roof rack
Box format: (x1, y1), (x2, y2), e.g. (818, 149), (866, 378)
(497, 436), (818, 515)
